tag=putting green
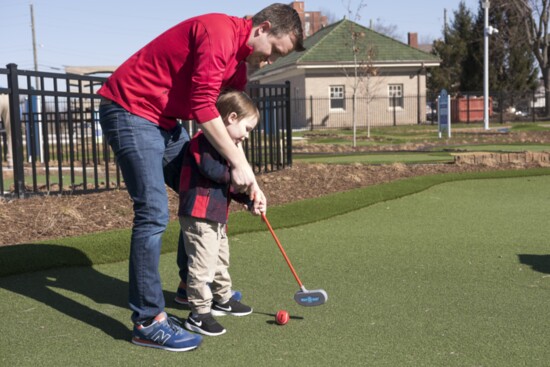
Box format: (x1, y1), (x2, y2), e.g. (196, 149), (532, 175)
(294, 151), (452, 164)
(1, 175), (549, 366)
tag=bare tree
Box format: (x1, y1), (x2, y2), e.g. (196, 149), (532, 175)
(370, 19), (403, 41)
(319, 7), (339, 24)
(342, 0), (380, 146)
(510, 0), (550, 115)
(359, 47), (383, 139)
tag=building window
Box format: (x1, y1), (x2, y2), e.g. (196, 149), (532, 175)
(330, 86), (345, 110)
(388, 84), (404, 108)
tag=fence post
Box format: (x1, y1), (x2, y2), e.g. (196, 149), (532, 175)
(416, 90), (421, 125)
(309, 95), (313, 131)
(7, 63), (25, 198)
(392, 95), (397, 126)
(532, 89), (536, 123)
(285, 81), (292, 167)
(466, 95), (471, 124)
(499, 91), (503, 125)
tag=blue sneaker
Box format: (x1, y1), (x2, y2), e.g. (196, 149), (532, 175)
(132, 312), (202, 352)
(175, 282), (242, 305)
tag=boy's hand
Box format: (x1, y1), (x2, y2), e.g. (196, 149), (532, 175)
(248, 183), (267, 216)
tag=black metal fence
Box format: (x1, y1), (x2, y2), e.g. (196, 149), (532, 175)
(441, 90), (542, 125)
(0, 64), (291, 199)
(293, 94), (429, 130)
(247, 83), (292, 173)
(295, 90), (541, 131)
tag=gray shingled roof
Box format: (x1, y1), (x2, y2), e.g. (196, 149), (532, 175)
(253, 18), (439, 76)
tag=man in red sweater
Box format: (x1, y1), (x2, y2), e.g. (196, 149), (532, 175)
(97, 3), (304, 352)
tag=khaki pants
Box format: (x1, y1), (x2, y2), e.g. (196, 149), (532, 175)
(179, 216), (233, 315)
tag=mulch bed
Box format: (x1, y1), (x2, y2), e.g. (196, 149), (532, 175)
(0, 159), (545, 246)
(2, 128), (549, 246)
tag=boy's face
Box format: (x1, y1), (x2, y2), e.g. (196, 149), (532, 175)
(226, 114), (258, 145)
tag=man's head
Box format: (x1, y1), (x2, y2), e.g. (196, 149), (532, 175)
(246, 3), (305, 70)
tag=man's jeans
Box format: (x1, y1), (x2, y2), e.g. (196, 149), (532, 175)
(99, 102), (189, 323)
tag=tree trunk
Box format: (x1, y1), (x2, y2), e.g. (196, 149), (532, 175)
(352, 93), (357, 148)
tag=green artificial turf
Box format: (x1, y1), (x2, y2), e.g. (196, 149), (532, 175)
(293, 144), (550, 165)
(1, 168), (549, 277)
(1, 174), (549, 366)
(294, 151), (453, 164)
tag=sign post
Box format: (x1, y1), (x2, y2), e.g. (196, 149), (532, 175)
(438, 89), (451, 139)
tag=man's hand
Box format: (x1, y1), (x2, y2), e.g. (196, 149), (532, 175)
(201, 118), (255, 192)
(231, 163), (255, 193)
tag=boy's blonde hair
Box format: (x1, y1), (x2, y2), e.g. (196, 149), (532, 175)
(216, 89), (260, 123)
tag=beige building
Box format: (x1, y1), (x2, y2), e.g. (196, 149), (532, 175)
(250, 18), (440, 130)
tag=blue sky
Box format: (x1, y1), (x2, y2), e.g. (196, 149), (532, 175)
(1, 0), (479, 72)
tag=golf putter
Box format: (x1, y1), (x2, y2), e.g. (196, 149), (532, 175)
(261, 213), (328, 307)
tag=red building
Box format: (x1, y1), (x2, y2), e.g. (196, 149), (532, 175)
(246, 2), (328, 39)
(290, 1), (328, 38)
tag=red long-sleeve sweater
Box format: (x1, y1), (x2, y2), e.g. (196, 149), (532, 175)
(98, 13), (253, 130)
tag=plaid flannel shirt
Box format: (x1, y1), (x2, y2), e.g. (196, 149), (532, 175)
(178, 131), (251, 224)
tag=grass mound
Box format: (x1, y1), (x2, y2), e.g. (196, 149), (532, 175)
(1, 167), (549, 277)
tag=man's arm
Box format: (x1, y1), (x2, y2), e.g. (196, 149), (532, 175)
(191, 134), (231, 184)
(200, 118), (267, 214)
(200, 117), (255, 193)
(235, 142), (266, 215)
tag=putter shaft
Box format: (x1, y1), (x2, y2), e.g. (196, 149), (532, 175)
(261, 213), (304, 288)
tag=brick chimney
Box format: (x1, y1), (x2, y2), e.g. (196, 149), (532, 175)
(408, 32), (418, 49)
(289, 1), (328, 38)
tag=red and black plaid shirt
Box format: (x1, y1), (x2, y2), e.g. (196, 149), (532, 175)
(178, 131), (251, 224)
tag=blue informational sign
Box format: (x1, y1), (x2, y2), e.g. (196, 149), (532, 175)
(438, 89), (451, 138)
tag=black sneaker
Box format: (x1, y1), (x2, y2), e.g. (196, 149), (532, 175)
(211, 298), (253, 317)
(184, 312), (226, 336)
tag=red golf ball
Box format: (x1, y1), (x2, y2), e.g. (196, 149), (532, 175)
(276, 310), (289, 325)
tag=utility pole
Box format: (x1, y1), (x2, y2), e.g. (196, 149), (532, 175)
(30, 3), (40, 90)
(30, 2), (44, 163)
(443, 8), (447, 42)
(482, 1), (498, 131)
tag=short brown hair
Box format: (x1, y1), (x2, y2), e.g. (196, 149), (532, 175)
(217, 89), (260, 123)
(252, 3), (305, 52)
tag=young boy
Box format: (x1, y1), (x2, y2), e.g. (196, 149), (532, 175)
(178, 90), (265, 336)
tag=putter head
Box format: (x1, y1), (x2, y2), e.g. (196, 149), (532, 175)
(294, 287), (328, 307)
